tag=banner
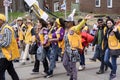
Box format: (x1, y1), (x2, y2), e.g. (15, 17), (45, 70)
(24, 0), (38, 7)
(24, 0), (48, 21)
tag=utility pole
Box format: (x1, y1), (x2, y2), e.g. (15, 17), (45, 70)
(3, 0), (10, 22)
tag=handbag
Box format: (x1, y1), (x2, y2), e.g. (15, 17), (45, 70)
(29, 42), (38, 55)
(36, 46), (45, 61)
(109, 49), (120, 56)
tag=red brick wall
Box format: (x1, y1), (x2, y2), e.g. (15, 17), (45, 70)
(0, 0), (5, 13)
(47, 0), (76, 12)
(66, 0), (76, 11)
(80, 0), (120, 14)
(80, 0), (94, 13)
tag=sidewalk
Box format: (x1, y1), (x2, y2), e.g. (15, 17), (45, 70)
(6, 47), (120, 80)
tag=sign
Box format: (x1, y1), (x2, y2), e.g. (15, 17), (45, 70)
(3, 0), (10, 7)
(24, 0), (38, 7)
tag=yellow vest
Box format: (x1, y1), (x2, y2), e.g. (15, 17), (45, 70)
(68, 27), (83, 50)
(1, 25), (20, 61)
(24, 25), (33, 44)
(18, 23), (26, 41)
(102, 27), (107, 50)
(62, 19), (87, 52)
(108, 27), (120, 49)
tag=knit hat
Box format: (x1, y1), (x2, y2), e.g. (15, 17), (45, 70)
(0, 13), (6, 22)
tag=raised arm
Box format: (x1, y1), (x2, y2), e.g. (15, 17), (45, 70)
(74, 15), (92, 32)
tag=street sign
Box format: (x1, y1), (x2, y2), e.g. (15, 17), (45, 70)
(3, 0), (10, 7)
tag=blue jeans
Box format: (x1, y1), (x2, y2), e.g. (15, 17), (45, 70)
(92, 45), (99, 59)
(79, 53), (85, 65)
(104, 49), (112, 70)
(48, 45), (59, 74)
(111, 55), (118, 74)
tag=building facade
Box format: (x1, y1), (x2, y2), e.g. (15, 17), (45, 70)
(80, 0), (120, 14)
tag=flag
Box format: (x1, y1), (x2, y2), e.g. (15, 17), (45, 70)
(61, 0), (66, 10)
(67, 9), (76, 21)
(24, 0), (49, 21)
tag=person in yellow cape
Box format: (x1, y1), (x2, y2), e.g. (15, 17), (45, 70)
(63, 15), (92, 80)
(0, 13), (20, 80)
(16, 17), (27, 60)
(21, 19), (36, 65)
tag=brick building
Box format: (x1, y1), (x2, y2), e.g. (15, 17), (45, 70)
(1, 0), (119, 14)
(80, 0), (120, 14)
(46, 0), (120, 14)
(45, 0), (78, 12)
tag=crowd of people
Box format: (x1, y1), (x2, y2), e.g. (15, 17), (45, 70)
(0, 13), (120, 80)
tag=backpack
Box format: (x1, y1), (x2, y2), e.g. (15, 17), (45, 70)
(36, 46), (45, 61)
(29, 42), (38, 55)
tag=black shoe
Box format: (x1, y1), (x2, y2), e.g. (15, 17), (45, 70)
(89, 58), (96, 62)
(105, 65), (108, 71)
(70, 77), (73, 80)
(26, 58), (30, 61)
(109, 73), (116, 80)
(31, 69), (39, 74)
(96, 70), (104, 74)
(32, 69), (39, 72)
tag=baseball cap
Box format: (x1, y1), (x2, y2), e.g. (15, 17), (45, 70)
(17, 17), (23, 21)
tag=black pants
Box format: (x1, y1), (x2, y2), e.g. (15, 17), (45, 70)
(33, 54), (49, 73)
(96, 45), (106, 71)
(0, 58), (19, 80)
(33, 47), (49, 73)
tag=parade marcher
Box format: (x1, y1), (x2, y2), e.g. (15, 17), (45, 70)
(32, 18), (50, 75)
(103, 18), (115, 72)
(103, 19), (120, 80)
(63, 15), (91, 80)
(44, 18), (65, 78)
(92, 18), (108, 74)
(21, 19), (36, 65)
(17, 17), (27, 60)
(77, 18), (94, 71)
(0, 13), (20, 80)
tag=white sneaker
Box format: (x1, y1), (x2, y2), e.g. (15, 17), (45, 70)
(78, 65), (85, 71)
(78, 66), (83, 71)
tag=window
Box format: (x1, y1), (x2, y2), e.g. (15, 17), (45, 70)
(54, 2), (59, 12)
(95, 0), (101, 7)
(107, 0), (112, 8)
(76, 0), (79, 3)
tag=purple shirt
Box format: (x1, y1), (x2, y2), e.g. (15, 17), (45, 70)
(51, 27), (65, 45)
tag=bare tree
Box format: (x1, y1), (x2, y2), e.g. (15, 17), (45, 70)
(18, 0), (25, 12)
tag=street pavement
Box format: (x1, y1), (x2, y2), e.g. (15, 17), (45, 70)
(6, 47), (120, 80)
